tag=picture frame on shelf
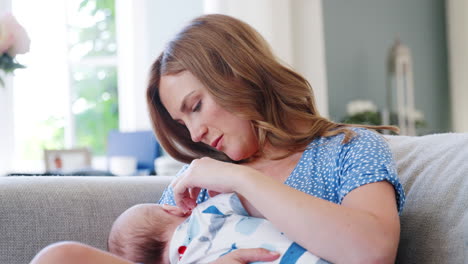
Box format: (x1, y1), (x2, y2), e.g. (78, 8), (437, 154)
(44, 148), (91, 173)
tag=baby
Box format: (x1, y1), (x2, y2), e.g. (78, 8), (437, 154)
(108, 202), (181, 264)
(108, 193), (328, 264)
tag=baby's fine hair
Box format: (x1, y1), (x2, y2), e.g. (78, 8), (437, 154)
(108, 204), (171, 264)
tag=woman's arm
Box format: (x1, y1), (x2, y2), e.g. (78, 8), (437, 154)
(171, 158), (400, 264)
(210, 248), (280, 264)
(238, 170), (400, 264)
(30, 241), (134, 264)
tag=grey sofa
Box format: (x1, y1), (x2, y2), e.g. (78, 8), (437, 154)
(1, 133), (467, 264)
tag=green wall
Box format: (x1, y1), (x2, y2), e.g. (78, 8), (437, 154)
(323, 0), (450, 133)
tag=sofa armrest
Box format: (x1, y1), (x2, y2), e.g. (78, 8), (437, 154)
(0, 176), (173, 264)
(387, 133), (468, 264)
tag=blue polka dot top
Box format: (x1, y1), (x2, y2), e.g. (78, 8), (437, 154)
(159, 128), (405, 214)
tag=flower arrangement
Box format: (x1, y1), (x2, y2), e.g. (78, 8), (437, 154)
(341, 100), (381, 126)
(0, 13), (30, 87)
(341, 99), (427, 133)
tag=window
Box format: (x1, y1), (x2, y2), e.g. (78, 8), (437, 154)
(67, 0), (119, 155)
(12, 0), (118, 171)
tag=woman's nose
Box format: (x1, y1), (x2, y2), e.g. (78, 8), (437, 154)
(189, 124), (208, 143)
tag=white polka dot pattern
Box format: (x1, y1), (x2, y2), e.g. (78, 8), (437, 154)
(284, 128), (405, 213)
(159, 128), (405, 214)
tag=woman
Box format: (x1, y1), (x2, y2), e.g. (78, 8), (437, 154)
(150, 13), (404, 264)
(30, 14), (404, 264)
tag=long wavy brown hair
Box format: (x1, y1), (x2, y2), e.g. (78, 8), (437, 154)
(146, 14), (397, 164)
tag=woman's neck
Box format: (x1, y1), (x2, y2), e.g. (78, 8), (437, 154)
(244, 147), (303, 184)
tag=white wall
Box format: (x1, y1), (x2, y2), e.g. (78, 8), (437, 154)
(205, 0), (294, 66)
(0, 0), (13, 175)
(291, 0), (328, 117)
(446, 0), (468, 132)
(115, 0), (149, 132)
(0, 77), (14, 175)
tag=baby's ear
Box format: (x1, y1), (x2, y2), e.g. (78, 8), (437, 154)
(161, 204), (191, 217)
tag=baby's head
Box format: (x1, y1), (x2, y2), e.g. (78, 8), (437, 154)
(108, 203), (188, 264)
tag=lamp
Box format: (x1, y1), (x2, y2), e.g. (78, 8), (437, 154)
(383, 38), (416, 135)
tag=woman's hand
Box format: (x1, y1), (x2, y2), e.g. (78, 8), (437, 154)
(210, 248), (280, 264)
(170, 157), (259, 212)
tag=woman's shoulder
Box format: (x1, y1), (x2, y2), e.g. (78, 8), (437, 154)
(316, 127), (396, 173)
(307, 127), (385, 150)
(342, 127), (391, 153)
(300, 127), (392, 166)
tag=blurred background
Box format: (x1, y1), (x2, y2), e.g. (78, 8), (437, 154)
(0, 0), (464, 175)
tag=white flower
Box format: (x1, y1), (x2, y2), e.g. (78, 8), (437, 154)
(398, 107), (425, 122)
(346, 100), (378, 115)
(411, 109), (424, 121)
(0, 13), (30, 57)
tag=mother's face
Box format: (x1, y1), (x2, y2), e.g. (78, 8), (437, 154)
(158, 71), (258, 161)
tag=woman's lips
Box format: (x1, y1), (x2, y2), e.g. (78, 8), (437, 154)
(211, 135), (223, 150)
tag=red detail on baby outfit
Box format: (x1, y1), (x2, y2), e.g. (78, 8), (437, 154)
(178, 246), (187, 261)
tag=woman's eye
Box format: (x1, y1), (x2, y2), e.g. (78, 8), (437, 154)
(192, 101), (202, 112)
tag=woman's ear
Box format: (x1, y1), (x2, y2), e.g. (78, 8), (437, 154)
(161, 204), (191, 217)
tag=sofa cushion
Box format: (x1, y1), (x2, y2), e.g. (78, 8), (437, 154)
(386, 133), (468, 264)
(0, 176), (174, 264)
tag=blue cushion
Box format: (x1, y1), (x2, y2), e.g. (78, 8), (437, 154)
(107, 130), (160, 172)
